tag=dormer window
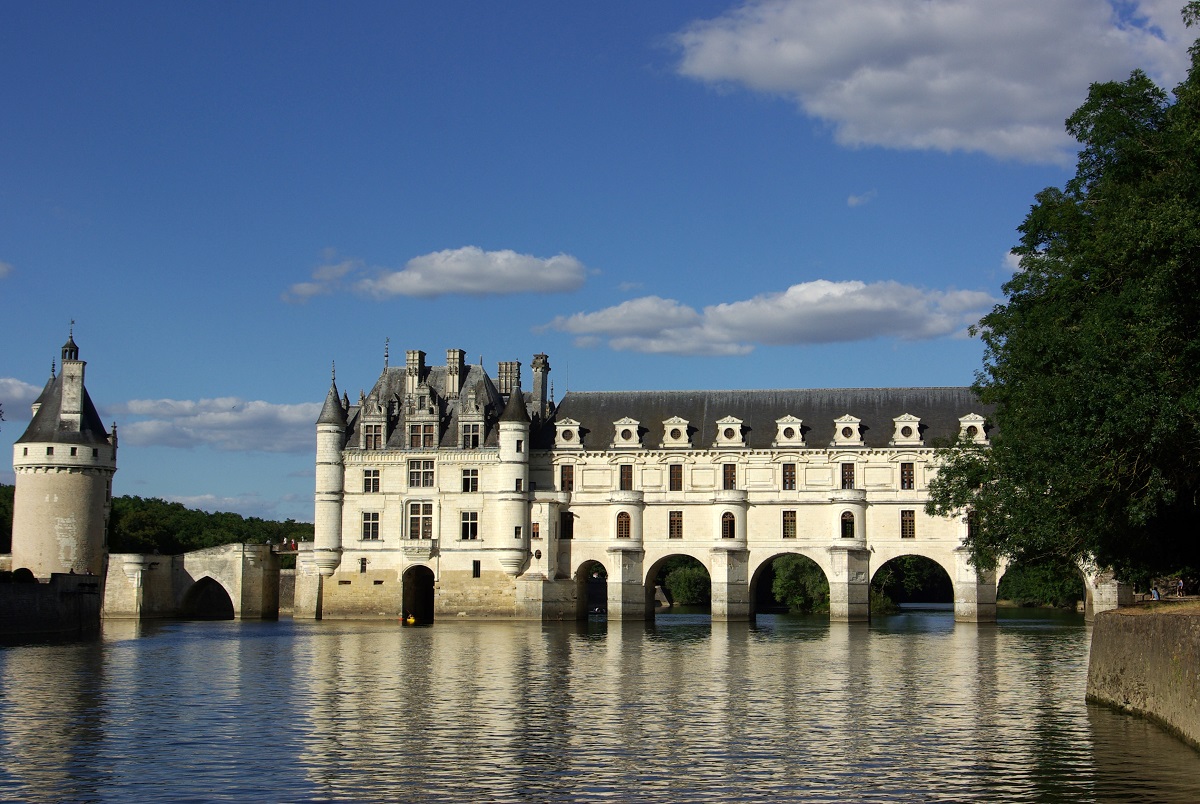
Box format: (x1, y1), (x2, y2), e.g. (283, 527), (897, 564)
(661, 416), (691, 449)
(611, 418), (642, 449)
(713, 416), (746, 449)
(832, 415), (864, 447)
(891, 414), (923, 446)
(959, 413), (988, 444)
(555, 417), (583, 449)
(773, 415), (805, 448)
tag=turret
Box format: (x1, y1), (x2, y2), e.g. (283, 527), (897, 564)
(11, 332), (117, 578)
(531, 353), (550, 421)
(495, 386), (531, 576)
(313, 371), (348, 577)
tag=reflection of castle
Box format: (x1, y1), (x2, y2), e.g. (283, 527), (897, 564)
(296, 347), (997, 622)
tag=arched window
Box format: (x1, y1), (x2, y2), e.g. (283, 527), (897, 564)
(840, 511), (855, 539)
(721, 511), (736, 539)
(616, 511), (631, 539)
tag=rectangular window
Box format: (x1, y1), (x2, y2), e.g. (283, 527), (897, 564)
(561, 464), (574, 492)
(408, 459), (434, 487)
(363, 469), (380, 493)
(514, 526), (522, 540)
(359, 557), (368, 573)
(723, 463), (736, 490)
(531, 523), (540, 540)
(462, 423), (481, 449)
(516, 439), (524, 453)
(47, 447), (54, 456)
(782, 510), (797, 539)
(461, 468), (478, 492)
(900, 462), (915, 490)
(841, 462), (855, 490)
(92, 448), (98, 458)
(669, 464), (683, 492)
(559, 511), (574, 540)
(361, 512), (380, 541)
(364, 424), (382, 450)
(620, 464), (633, 491)
(669, 510), (683, 539)
(409, 423), (435, 449)
(472, 560), (481, 578)
(515, 478), (523, 492)
(70, 447), (77, 457)
(901, 509), (916, 539)
(408, 502), (432, 540)
(461, 511), (479, 540)
(782, 463), (796, 491)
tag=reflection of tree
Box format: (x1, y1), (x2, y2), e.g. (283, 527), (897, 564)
(771, 554), (829, 613)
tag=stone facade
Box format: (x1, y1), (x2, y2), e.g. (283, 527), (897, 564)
(295, 347), (1001, 623)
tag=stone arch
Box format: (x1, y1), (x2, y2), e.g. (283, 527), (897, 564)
(643, 551), (712, 612)
(574, 559), (609, 619)
(748, 550), (831, 616)
(869, 551), (955, 606)
(181, 575), (236, 619)
(402, 564), (436, 625)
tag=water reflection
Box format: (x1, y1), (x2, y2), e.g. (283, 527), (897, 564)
(0, 610), (1196, 802)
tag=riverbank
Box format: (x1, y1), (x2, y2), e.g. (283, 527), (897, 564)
(1086, 601), (1200, 750)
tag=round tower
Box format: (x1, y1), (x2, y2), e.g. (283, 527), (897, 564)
(313, 371), (348, 577)
(495, 385), (531, 576)
(11, 333), (117, 578)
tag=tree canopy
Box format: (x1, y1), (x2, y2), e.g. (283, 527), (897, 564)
(927, 4), (1200, 579)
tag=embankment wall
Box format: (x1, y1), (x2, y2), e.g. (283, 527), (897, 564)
(1087, 608), (1200, 749)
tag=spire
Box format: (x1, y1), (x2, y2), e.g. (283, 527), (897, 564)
(62, 321), (79, 362)
(499, 385), (531, 424)
(384, 338), (389, 369)
(318, 379), (347, 426)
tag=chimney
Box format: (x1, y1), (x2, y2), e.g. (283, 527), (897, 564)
(531, 353), (550, 419)
(446, 348), (465, 398)
(496, 361), (520, 396)
(405, 350), (425, 396)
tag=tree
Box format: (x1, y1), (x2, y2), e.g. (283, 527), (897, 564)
(928, 4), (1200, 579)
(659, 555), (711, 606)
(771, 554), (829, 613)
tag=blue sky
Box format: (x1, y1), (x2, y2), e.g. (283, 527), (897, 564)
(2, 1), (1195, 522)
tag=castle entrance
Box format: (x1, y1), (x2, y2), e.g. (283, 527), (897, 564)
(402, 566), (435, 625)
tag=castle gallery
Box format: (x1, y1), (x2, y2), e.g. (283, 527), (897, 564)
(295, 347), (999, 623)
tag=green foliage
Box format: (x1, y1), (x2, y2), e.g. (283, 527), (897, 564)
(928, 8), (1200, 579)
(870, 556), (953, 608)
(659, 555), (711, 605)
(0, 484), (13, 554)
(997, 558), (1085, 608)
(108, 495), (312, 555)
(770, 554), (829, 613)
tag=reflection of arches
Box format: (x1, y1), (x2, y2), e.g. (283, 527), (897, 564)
(575, 560), (608, 619)
(840, 511), (855, 539)
(750, 552), (830, 616)
(616, 512), (631, 539)
(402, 565), (435, 624)
(721, 512), (736, 539)
(181, 576), (235, 619)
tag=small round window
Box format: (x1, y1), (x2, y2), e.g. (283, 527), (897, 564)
(723, 427), (735, 439)
(670, 428), (682, 439)
(562, 430), (574, 441)
(966, 425), (978, 438)
(783, 427), (795, 439)
(841, 427), (853, 438)
(901, 426), (913, 438)
(621, 428), (633, 440)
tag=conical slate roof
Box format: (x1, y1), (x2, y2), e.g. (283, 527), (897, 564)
(317, 383), (348, 426)
(499, 387), (531, 424)
(16, 374), (111, 445)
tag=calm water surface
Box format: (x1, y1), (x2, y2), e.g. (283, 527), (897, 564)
(1, 609), (1198, 803)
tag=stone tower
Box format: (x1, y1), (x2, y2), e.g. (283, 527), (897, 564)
(495, 381), (531, 577)
(313, 372), (348, 579)
(11, 333), (117, 578)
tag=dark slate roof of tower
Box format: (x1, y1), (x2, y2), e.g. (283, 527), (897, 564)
(16, 374), (111, 445)
(499, 387), (531, 424)
(317, 383), (348, 426)
(549, 387), (990, 450)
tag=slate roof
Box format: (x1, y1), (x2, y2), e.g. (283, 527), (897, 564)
(16, 374), (111, 445)
(317, 383), (348, 426)
(548, 387), (990, 450)
(499, 386), (531, 423)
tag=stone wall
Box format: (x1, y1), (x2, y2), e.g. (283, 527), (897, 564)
(0, 574), (101, 638)
(1087, 608), (1200, 749)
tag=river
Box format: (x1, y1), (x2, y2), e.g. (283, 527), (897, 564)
(1, 609), (1197, 802)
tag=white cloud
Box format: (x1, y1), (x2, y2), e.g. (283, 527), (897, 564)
(674, 0), (1193, 164)
(285, 247), (587, 301)
(0, 378), (43, 424)
(847, 190), (877, 207)
(112, 397), (322, 453)
(0, 261), (13, 279)
(546, 279), (995, 356)
(1004, 251), (1023, 273)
